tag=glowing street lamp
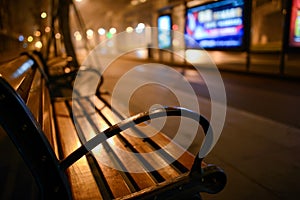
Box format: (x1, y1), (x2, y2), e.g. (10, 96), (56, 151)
(41, 12), (47, 19)
(18, 35), (24, 42)
(109, 27), (117, 34)
(35, 41), (43, 49)
(45, 26), (51, 33)
(98, 28), (106, 35)
(74, 31), (82, 41)
(86, 29), (94, 39)
(136, 23), (145, 33)
(27, 36), (33, 42)
(55, 33), (61, 39)
(126, 27), (134, 33)
(34, 30), (41, 37)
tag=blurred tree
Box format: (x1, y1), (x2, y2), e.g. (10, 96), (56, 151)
(57, 0), (79, 68)
(0, 0), (10, 30)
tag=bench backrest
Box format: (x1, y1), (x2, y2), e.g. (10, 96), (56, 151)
(0, 55), (71, 199)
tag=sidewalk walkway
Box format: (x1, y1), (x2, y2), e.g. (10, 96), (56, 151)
(178, 65), (300, 199)
(201, 98), (300, 200)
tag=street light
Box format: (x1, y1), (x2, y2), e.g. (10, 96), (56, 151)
(109, 27), (117, 34)
(34, 30), (41, 37)
(45, 26), (51, 33)
(18, 35), (24, 42)
(136, 23), (145, 33)
(27, 36), (33, 42)
(74, 31), (82, 41)
(126, 27), (134, 33)
(41, 12), (47, 19)
(86, 29), (94, 39)
(35, 41), (43, 49)
(98, 28), (106, 35)
(55, 33), (61, 39)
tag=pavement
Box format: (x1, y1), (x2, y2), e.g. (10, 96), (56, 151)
(197, 71), (300, 199)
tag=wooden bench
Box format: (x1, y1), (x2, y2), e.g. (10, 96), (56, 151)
(0, 52), (226, 199)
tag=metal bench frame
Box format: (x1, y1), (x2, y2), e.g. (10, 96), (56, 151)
(0, 53), (226, 199)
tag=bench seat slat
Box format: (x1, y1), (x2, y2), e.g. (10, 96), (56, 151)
(74, 97), (183, 180)
(105, 136), (158, 188)
(93, 142), (133, 198)
(71, 96), (202, 196)
(71, 99), (154, 197)
(92, 97), (195, 171)
(53, 101), (102, 200)
(64, 99), (134, 198)
(42, 81), (59, 155)
(64, 102), (131, 199)
(83, 106), (158, 190)
(25, 69), (42, 123)
(146, 133), (195, 170)
(93, 96), (195, 169)
(0, 56), (35, 91)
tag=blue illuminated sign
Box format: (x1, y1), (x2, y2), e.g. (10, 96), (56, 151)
(158, 15), (172, 49)
(185, 0), (247, 50)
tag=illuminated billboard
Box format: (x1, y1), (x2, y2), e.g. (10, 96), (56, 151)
(185, 0), (249, 50)
(158, 14), (172, 49)
(289, 0), (300, 48)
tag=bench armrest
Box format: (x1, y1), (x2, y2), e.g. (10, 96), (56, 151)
(60, 107), (210, 169)
(60, 106), (226, 195)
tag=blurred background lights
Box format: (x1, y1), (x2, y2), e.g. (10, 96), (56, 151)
(74, 31), (82, 41)
(131, 0), (146, 5)
(55, 33), (61, 39)
(86, 29), (94, 39)
(18, 35), (24, 42)
(98, 28), (106, 35)
(45, 26), (51, 33)
(137, 23), (145, 29)
(40, 12), (47, 19)
(109, 27), (117, 34)
(34, 30), (41, 37)
(173, 39), (180, 47)
(126, 26), (134, 33)
(74, 31), (80, 36)
(35, 41), (43, 49)
(27, 36), (33, 42)
(131, 0), (138, 6)
(172, 24), (179, 31)
(106, 32), (113, 39)
(135, 23), (145, 33)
